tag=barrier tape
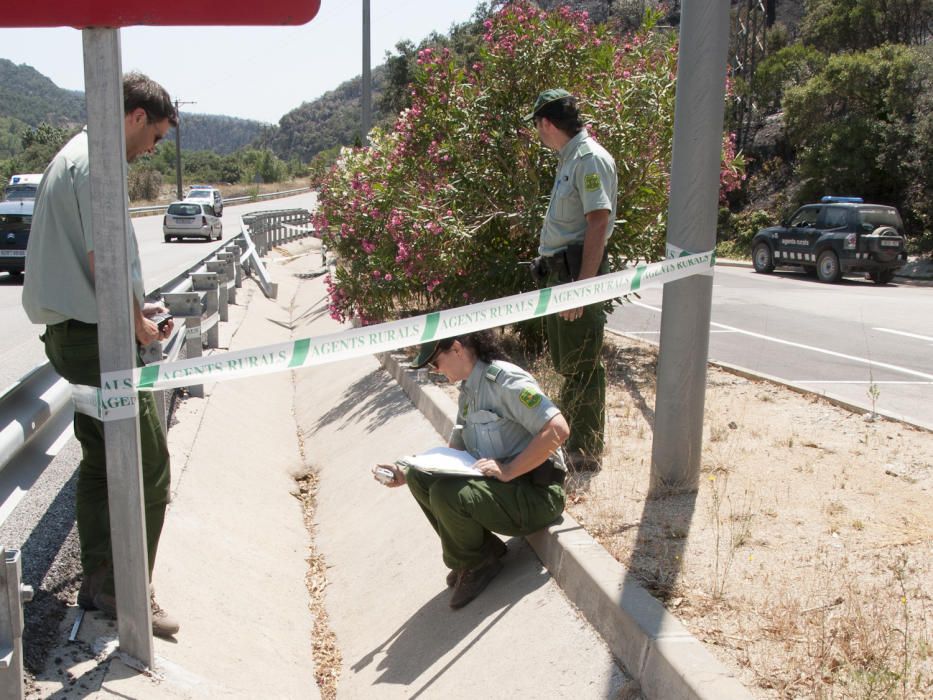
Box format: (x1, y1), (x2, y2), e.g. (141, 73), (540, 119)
(79, 250), (713, 420)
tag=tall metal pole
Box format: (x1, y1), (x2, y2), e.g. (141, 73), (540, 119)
(361, 0), (372, 146)
(82, 28), (154, 667)
(174, 102), (183, 200)
(649, 0), (731, 494)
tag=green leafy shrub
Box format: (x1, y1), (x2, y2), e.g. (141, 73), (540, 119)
(717, 208), (774, 260)
(315, 2), (742, 323)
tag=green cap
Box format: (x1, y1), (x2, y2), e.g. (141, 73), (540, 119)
(524, 88), (572, 122)
(411, 339), (440, 369)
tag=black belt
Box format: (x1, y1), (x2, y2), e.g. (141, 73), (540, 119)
(530, 458), (565, 486)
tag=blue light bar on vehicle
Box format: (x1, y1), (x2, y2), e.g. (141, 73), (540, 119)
(821, 196), (863, 203)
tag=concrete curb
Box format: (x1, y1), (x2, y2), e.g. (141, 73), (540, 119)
(376, 350), (753, 700)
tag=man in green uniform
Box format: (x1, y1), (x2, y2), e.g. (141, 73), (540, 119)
(22, 72), (179, 637)
(527, 89), (618, 472)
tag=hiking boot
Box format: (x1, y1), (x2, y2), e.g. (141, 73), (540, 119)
(449, 558), (503, 609)
(92, 591), (180, 638)
(566, 450), (601, 473)
(77, 566), (108, 610)
(446, 537), (508, 587)
(149, 594), (180, 638)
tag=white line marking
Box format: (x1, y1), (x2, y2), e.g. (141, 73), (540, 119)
(630, 302), (933, 381)
(874, 328), (933, 343)
(793, 380), (933, 385)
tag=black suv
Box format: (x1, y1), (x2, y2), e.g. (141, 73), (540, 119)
(0, 199), (33, 277)
(751, 197), (907, 284)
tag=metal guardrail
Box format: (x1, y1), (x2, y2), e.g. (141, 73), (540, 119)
(127, 186), (311, 215)
(0, 209), (315, 698)
(0, 205), (315, 477)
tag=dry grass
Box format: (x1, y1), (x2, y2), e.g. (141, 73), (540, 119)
(501, 331), (933, 699)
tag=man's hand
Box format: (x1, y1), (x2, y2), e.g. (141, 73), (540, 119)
(560, 209), (610, 321)
(141, 302), (174, 341)
(136, 302), (172, 344)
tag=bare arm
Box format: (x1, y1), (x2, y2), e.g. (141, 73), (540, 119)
(474, 413), (570, 482)
(560, 209), (609, 321)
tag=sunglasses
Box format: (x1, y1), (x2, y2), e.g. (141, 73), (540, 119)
(425, 342), (454, 370)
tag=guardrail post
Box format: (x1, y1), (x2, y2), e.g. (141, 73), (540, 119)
(163, 292), (204, 398)
(227, 243), (244, 290)
(206, 261), (230, 322)
(191, 272), (220, 350)
(255, 220), (269, 257)
(219, 250), (239, 301)
(1, 548), (33, 700)
(273, 213), (283, 247)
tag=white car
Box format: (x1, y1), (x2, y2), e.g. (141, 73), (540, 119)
(163, 201), (223, 242)
(184, 185), (223, 215)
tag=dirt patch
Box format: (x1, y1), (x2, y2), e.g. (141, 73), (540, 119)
(433, 332), (933, 698)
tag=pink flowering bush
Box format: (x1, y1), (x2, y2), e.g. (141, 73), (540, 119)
(315, 2), (743, 323)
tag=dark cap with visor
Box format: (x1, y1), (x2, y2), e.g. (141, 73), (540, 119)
(411, 339), (441, 369)
(524, 88), (572, 122)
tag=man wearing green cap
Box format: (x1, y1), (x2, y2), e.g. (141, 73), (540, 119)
(527, 88), (617, 472)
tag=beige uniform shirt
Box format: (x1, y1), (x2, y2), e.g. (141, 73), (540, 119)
(538, 128), (618, 256)
(22, 128), (144, 326)
(450, 360), (566, 471)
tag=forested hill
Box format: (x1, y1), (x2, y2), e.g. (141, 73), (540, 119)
(0, 59), (267, 158)
(254, 66), (388, 164)
(0, 59), (85, 127)
(169, 113), (267, 155)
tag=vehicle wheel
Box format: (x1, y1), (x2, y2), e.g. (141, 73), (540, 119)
(217, 224), (223, 239)
(164, 235), (172, 243)
(868, 269), (895, 285)
(816, 250), (842, 283)
(752, 243), (774, 273)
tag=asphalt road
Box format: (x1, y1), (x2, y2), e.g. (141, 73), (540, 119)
(0, 190), (317, 390)
(608, 264), (933, 428)
(2, 200), (930, 425)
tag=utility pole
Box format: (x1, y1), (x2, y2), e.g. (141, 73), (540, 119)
(361, 0), (371, 146)
(173, 99), (196, 200)
(650, 0), (731, 494)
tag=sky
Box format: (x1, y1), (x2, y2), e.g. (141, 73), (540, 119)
(0, 0), (483, 124)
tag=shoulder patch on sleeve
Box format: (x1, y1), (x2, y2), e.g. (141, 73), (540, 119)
(484, 364), (504, 383)
(584, 172), (601, 192)
(519, 387), (543, 409)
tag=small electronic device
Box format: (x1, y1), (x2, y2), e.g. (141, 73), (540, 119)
(151, 312), (173, 333)
(374, 466), (396, 484)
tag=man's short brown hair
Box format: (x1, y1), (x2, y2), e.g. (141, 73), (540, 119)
(535, 95), (584, 138)
(123, 72), (178, 127)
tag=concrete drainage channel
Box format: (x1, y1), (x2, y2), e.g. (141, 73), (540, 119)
(377, 350), (753, 700)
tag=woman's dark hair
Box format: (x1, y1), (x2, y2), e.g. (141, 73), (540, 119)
(535, 95), (584, 137)
(123, 72), (178, 127)
(439, 329), (509, 364)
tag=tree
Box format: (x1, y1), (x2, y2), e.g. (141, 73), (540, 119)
(315, 1), (742, 324)
(784, 44), (930, 232)
(801, 0), (933, 53)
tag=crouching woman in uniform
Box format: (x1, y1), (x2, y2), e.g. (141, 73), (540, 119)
(374, 329), (569, 609)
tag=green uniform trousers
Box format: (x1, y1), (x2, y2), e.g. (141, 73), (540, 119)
(545, 264), (607, 456)
(406, 469), (565, 571)
(42, 320), (171, 597)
